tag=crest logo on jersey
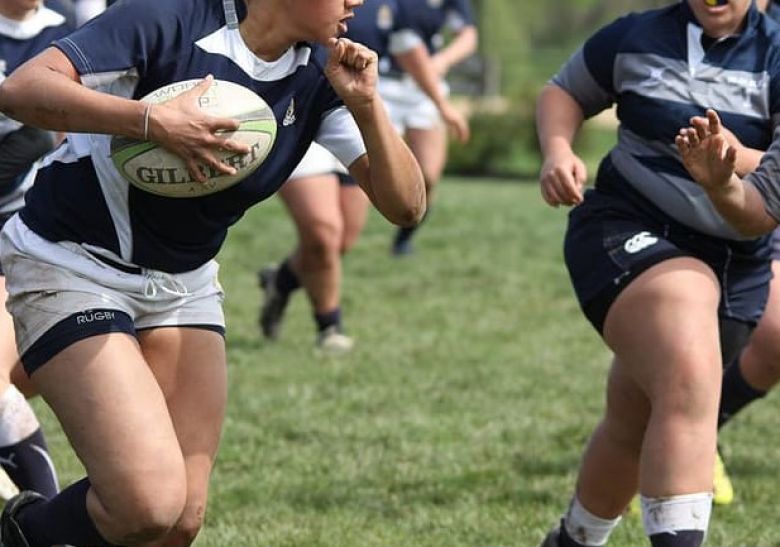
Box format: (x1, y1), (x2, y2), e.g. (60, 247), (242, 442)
(377, 4), (394, 30)
(428, 0), (444, 7)
(623, 231), (658, 254)
(283, 98), (296, 127)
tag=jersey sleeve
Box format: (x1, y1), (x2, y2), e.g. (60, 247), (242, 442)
(444, 0), (475, 31)
(551, 14), (637, 118)
(315, 107), (366, 169)
(52, 0), (185, 89)
(389, 3), (423, 55)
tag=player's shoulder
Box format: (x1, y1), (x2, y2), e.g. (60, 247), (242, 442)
(106, 0), (223, 28)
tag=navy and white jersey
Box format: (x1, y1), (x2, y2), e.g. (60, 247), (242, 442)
(344, 0), (421, 77)
(20, 0), (366, 273)
(395, 0), (474, 55)
(0, 6), (70, 216)
(553, 2), (780, 241)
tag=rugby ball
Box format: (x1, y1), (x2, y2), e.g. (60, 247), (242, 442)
(110, 79), (277, 198)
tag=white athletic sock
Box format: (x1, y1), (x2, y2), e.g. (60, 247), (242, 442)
(562, 495), (622, 546)
(640, 493), (713, 537)
(0, 385), (39, 446)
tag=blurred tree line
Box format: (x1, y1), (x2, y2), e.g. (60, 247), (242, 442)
(447, 0), (671, 177)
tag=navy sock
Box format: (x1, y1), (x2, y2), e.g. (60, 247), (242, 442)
(276, 258), (301, 295)
(394, 207), (431, 245)
(650, 530), (704, 546)
(314, 308), (341, 333)
(0, 428), (58, 498)
(718, 358), (766, 428)
(557, 519), (587, 547)
(18, 477), (117, 547)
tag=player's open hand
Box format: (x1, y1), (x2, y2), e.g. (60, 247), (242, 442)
(324, 38), (378, 109)
(438, 100), (470, 143)
(539, 148), (587, 207)
(147, 75), (250, 183)
(676, 109), (737, 195)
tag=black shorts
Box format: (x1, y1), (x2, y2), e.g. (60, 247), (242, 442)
(565, 160), (772, 334)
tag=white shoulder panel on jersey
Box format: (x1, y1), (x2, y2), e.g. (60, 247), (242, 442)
(388, 29), (422, 55)
(0, 7), (65, 40)
(195, 26), (311, 82)
(315, 107), (366, 169)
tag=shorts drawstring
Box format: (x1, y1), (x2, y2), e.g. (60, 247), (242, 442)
(142, 270), (190, 298)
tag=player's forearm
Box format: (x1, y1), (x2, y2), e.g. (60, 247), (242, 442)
(733, 146), (764, 178)
(536, 84), (584, 157)
(0, 52), (147, 139)
(395, 45), (447, 110)
(350, 96), (425, 226)
(707, 177), (777, 237)
(435, 26), (477, 72)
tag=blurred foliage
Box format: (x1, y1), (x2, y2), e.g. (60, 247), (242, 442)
(446, 0), (669, 177)
(470, 0), (670, 99)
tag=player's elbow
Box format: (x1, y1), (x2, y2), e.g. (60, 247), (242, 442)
(0, 76), (24, 119)
(396, 199), (426, 227)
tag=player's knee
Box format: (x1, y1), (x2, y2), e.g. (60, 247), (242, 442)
(106, 467), (188, 542)
(301, 221), (342, 263)
(653, 360), (720, 420)
(165, 501), (206, 546)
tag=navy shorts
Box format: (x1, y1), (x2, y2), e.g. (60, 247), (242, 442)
(566, 163), (772, 334)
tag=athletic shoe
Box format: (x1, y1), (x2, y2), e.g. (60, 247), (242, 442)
(713, 449), (734, 505)
(0, 491), (45, 547)
(258, 266), (289, 340)
(539, 526), (561, 547)
(316, 326), (354, 355)
(0, 467), (19, 502)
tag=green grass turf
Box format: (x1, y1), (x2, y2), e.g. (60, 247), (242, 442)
(33, 178), (780, 546)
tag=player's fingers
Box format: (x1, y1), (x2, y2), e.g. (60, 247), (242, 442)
(707, 109), (722, 134)
(186, 158), (207, 183)
(540, 180), (563, 207)
(675, 134), (689, 155)
(214, 136), (250, 154)
(189, 74), (214, 99)
(725, 145), (737, 167)
(199, 151), (238, 177)
(326, 39), (346, 67)
(692, 117), (709, 141)
(540, 183), (558, 207)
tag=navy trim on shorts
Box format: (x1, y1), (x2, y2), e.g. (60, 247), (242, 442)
(337, 173), (357, 186)
(136, 324), (226, 337)
(22, 309), (135, 376)
(583, 248), (688, 332)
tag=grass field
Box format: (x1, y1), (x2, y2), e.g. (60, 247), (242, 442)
(33, 178), (780, 546)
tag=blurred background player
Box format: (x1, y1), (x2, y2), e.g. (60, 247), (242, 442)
(0, 0), (71, 501)
(536, 0), (780, 545)
(385, 0), (477, 256)
(258, 0), (469, 353)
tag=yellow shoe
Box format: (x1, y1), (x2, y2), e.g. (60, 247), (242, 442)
(713, 450), (734, 505)
(626, 495), (640, 517)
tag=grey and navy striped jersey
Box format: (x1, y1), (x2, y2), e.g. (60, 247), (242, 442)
(19, 0), (367, 273)
(553, 1), (780, 240)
